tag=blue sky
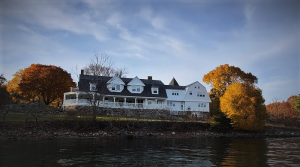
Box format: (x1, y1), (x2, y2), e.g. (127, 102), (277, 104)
(0, 0), (299, 104)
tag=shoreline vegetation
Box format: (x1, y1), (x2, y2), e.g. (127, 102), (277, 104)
(1, 113), (300, 140)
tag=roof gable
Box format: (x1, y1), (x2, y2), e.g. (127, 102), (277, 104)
(107, 76), (125, 85)
(127, 76), (145, 86)
(169, 77), (179, 86)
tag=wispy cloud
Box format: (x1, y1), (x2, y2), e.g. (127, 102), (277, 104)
(1, 0), (299, 103)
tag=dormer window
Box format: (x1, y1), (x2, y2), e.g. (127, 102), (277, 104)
(152, 87), (158, 94)
(132, 86), (141, 92)
(132, 86), (136, 92)
(90, 83), (96, 91)
(110, 84), (121, 92)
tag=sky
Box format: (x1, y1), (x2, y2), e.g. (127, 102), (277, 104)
(0, 0), (299, 104)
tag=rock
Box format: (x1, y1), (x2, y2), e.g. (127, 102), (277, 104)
(172, 132), (176, 135)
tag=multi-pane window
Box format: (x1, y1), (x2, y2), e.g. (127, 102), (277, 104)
(111, 85), (121, 91)
(132, 86), (141, 92)
(198, 103), (207, 108)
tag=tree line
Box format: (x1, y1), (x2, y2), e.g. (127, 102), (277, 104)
(1, 60), (299, 130)
(266, 96), (300, 127)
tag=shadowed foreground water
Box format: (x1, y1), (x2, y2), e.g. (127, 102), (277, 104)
(0, 137), (299, 166)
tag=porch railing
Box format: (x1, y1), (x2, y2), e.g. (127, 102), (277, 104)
(63, 100), (169, 110)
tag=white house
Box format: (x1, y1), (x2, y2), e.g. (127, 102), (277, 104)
(63, 70), (211, 116)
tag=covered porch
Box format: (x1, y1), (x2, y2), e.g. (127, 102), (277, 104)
(63, 92), (167, 110)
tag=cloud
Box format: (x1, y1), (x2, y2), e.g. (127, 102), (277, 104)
(138, 6), (165, 29)
(244, 4), (256, 22)
(2, 0), (108, 41)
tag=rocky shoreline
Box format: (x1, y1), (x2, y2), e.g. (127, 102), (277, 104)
(1, 121), (300, 140)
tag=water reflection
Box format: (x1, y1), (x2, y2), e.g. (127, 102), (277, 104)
(0, 137), (299, 166)
(209, 138), (268, 167)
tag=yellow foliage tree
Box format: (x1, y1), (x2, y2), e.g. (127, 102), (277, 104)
(220, 83), (267, 131)
(6, 69), (29, 103)
(203, 64), (258, 96)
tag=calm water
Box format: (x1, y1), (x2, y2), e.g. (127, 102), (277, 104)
(0, 137), (300, 167)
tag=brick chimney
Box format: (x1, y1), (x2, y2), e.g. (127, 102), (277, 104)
(148, 76), (152, 80)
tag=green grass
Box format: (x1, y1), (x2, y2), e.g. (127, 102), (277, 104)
(1, 112), (207, 123)
(2, 112), (65, 122)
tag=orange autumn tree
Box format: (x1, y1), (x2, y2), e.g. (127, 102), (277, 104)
(19, 64), (75, 106)
(220, 83), (266, 131)
(266, 96), (299, 126)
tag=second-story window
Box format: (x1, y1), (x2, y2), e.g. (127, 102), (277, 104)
(132, 86), (136, 92)
(132, 86), (141, 92)
(116, 85), (120, 91)
(152, 87), (158, 94)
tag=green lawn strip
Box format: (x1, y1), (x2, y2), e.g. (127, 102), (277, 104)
(2, 112), (207, 123)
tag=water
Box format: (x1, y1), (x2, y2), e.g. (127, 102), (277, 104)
(0, 138), (300, 166)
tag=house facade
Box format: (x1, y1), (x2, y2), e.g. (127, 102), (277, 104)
(63, 71), (211, 115)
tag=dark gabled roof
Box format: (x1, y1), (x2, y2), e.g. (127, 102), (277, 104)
(169, 77), (179, 86)
(78, 74), (167, 98)
(164, 85), (186, 90)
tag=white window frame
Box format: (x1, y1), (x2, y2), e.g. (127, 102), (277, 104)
(116, 85), (120, 91)
(132, 86), (136, 92)
(152, 87), (158, 94)
(136, 86), (141, 92)
(90, 83), (96, 91)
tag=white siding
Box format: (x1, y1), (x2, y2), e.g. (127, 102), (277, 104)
(165, 89), (186, 101)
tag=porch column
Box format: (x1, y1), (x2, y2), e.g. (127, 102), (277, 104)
(135, 98), (137, 107)
(76, 93), (79, 105)
(145, 99), (148, 109)
(113, 97), (116, 107)
(103, 96), (105, 107)
(155, 99), (158, 108)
